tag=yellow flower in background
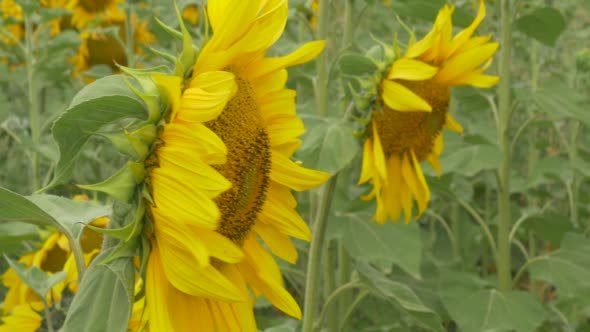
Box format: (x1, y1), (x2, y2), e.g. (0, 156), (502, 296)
(0, 303), (43, 332)
(41, 0), (71, 36)
(309, 0), (318, 28)
(145, 0), (328, 330)
(0, 0), (23, 45)
(359, 0), (498, 223)
(1, 215), (107, 312)
(67, 0), (125, 29)
(72, 16), (155, 80)
(182, 4), (199, 25)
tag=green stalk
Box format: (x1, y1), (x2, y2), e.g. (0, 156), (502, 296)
(42, 299), (56, 332)
(496, 0), (514, 293)
(302, 176), (338, 332)
(323, 241), (337, 332)
(315, 0), (329, 116)
(24, 1), (39, 191)
(568, 122), (580, 228)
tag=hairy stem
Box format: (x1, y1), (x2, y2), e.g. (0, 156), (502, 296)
(496, 0), (514, 293)
(302, 176), (338, 332)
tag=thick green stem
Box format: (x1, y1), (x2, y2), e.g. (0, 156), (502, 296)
(42, 299), (56, 332)
(337, 243), (351, 329)
(342, 0), (354, 48)
(323, 241), (337, 332)
(315, 0), (329, 116)
(302, 176), (338, 332)
(24, 2), (39, 191)
(496, 0), (513, 293)
(568, 122), (580, 228)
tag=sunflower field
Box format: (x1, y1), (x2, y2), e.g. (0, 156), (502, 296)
(0, 0), (589, 331)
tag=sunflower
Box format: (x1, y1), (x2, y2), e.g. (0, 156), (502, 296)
(182, 4), (199, 26)
(72, 16), (155, 80)
(144, 0), (328, 330)
(67, 0), (125, 29)
(0, 0), (23, 46)
(359, 0), (498, 223)
(40, 0), (71, 36)
(1, 216), (107, 312)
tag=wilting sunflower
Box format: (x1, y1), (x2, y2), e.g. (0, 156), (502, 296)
(67, 0), (125, 29)
(144, 0), (328, 330)
(359, 0), (498, 223)
(72, 16), (155, 80)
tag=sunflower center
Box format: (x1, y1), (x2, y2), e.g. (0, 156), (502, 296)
(85, 32), (127, 70)
(79, 0), (111, 12)
(205, 75), (271, 244)
(374, 79), (450, 160)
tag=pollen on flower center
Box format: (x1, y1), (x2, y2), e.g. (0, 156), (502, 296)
(79, 0), (111, 12)
(374, 79), (450, 160)
(206, 76), (271, 244)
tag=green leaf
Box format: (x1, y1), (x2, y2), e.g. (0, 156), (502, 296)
(0, 222), (39, 254)
(77, 162), (144, 202)
(317, 121), (359, 174)
(357, 262), (444, 332)
(61, 256), (135, 332)
(515, 7), (566, 46)
(5, 257), (67, 299)
(0, 187), (111, 238)
(47, 75), (147, 188)
(442, 288), (546, 332)
(533, 79), (589, 127)
(521, 213), (573, 247)
(343, 212), (422, 278)
(339, 54), (377, 76)
(529, 233), (590, 298)
(439, 136), (501, 177)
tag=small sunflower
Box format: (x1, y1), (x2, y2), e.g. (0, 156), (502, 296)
(359, 0), (499, 223)
(67, 0), (125, 29)
(182, 4), (199, 25)
(72, 16), (155, 80)
(144, 0), (328, 330)
(1, 216), (107, 312)
(40, 0), (71, 36)
(0, 0), (23, 46)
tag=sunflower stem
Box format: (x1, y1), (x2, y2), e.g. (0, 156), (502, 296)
(302, 175), (338, 332)
(42, 299), (56, 332)
(337, 242), (351, 327)
(496, 0), (514, 293)
(323, 241), (338, 332)
(24, 0), (40, 192)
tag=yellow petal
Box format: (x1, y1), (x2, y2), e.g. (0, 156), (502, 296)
(270, 153), (330, 191)
(251, 69), (288, 98)
(381, 80), (432, 112)
(358, 138), (375, 184)
(205, 0), (261, 52)
(387, 59), (438, 81)
(266, 114), (305, 147)
(242, 40), (325, 79)
(260, 195), (311, 241)
(371, 123), (388, 184)
(176, 71), (237, 123)
(445, 114), (464, 133)
(146, 246), (176, 332)
(193, 229), (244, 263)
(255, 223), (298, 263)
(449, 0), (486, 57)
(152, 74), (182, 119)
(435, 43), (499, 85)
(160, 122), (227, 164)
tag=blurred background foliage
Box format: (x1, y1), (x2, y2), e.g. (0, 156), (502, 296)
(1, 0), (590, 331)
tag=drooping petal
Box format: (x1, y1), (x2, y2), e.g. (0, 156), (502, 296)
(381, 80), (432, 112)
(387, 58), (438, 81)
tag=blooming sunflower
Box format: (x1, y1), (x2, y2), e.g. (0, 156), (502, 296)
(1, 216), (107, 312)
(72, 16), (155, 80)
(0, 0), (23, 46)
(359, 0), (499, 223)
(40, 0), (71, 36)
(144, 0), (328, 330)
(67, 0), (125, 29)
